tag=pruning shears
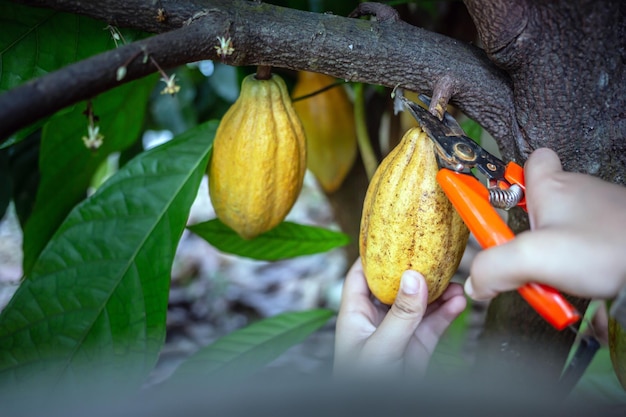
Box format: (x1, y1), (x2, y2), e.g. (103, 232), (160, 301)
(400, 95), (581, 331)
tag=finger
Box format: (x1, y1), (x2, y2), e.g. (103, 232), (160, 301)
(524, 148), (564, 228)
(466, 229), (593, 300)
(337, 258), (385, 324)
(416, 285), (467, 351)
(524, 148), (563, 185)
(335, 258), (376, 355)
(338, 258), (384, 321)
(425, 282), (465, 315)
(405, 289), (466, 375)
(359, 270), (428, 363)
(466, 231), (542, 300)
(335, 259), (376, 366)
(340, 258), (371, 307)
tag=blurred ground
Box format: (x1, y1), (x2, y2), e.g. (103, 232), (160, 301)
(0, 204), (21, 309)
(150, 172), (349, 383)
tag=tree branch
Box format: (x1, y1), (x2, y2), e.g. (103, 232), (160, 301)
(0, 21), (225, 141)
(13, 0), (203, 32)
(2, 0), (515, 145)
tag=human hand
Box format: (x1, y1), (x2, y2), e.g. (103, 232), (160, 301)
(334, 258), (466, 378)
(466, 147), (626, 301)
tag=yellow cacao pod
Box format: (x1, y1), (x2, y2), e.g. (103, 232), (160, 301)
(359, 127), (469, 304)
(208, 73), (307, 239)
(609, 316), (626, 390)
(292, 71), (357, 193)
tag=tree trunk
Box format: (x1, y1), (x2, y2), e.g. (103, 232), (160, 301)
(464, 0), (626, 379)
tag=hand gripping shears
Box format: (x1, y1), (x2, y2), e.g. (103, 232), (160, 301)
(400, 95), (581, 331)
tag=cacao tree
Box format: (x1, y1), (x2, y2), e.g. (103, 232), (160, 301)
(0, 0), (625, 406)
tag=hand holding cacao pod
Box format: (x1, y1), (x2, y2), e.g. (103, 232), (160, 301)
(208, 73), (307, 239)
(359, 126), (469, 304)
(292, 71), (357, 193)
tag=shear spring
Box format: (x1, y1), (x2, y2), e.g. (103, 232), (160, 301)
(489, 184), (523, 210)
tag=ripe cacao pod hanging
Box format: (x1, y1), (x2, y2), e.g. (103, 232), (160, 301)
(609, 316), (626, 390)
(359, 126), (469, 304)
(208, 73), (307, 239)
(292, 71), (357, 193)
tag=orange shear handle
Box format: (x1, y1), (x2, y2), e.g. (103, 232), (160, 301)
(436, 166), (580, 330)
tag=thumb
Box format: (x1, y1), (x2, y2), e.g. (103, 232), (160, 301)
(524, 147), (563, 185)
(465, 242), (519, 301)
(465, 148), (566, 301)
(465, 229), (567, 300)
(361, 270), (428, 361)
(524, 148), (564, 227)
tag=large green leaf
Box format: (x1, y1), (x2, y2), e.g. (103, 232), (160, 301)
(168, 309), (334, 383)
(570, 347), (626, 404)
(0, 1), (144, 93)
(188, 219), (350, 261)
(22, 76), (157, 274)
(0, 121), (216, 391)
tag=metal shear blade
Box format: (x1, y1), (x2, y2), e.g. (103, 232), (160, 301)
(400, 95), (507, 182)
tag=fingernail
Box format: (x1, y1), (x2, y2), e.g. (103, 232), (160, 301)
(464, 276), (475, 297)
(400, 270), (421, 295)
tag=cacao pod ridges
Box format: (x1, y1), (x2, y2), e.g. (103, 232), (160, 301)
(208, 73), (307, 239)
(359, 127), (469, 304)
(292, 71), (357, 193)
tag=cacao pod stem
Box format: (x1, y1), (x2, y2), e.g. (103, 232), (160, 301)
(353, 83), (378, 180)
(256, 65), (272, 81)
(292, 80), (346, 102)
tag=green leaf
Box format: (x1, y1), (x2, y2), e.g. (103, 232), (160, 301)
(168, 309), (334, 383)
(0, 1), (150, 147)
(22, 76), (157, 275)
(460, 117), (483, 144)
(0, 121), (216, 391)
(571, 348), (626, 404)
(188, 219), (350, 261)
(428, 296), (471, 375)
(0, 1), (146, 93)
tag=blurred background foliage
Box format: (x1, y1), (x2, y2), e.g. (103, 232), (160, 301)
(0, 0), (624, 404)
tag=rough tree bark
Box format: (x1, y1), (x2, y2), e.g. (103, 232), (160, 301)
(464, 0), (626, 380)
(2, 0), (625, 384)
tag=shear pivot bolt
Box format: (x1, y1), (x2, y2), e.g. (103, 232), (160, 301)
(486, 163), (497, 171)
(453, 143), (475, 161)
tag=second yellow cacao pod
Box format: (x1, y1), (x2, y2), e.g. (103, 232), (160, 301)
(359, 127), (469, 304)
(208, 73), (307, 239)
(292, 71), (357, 193)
